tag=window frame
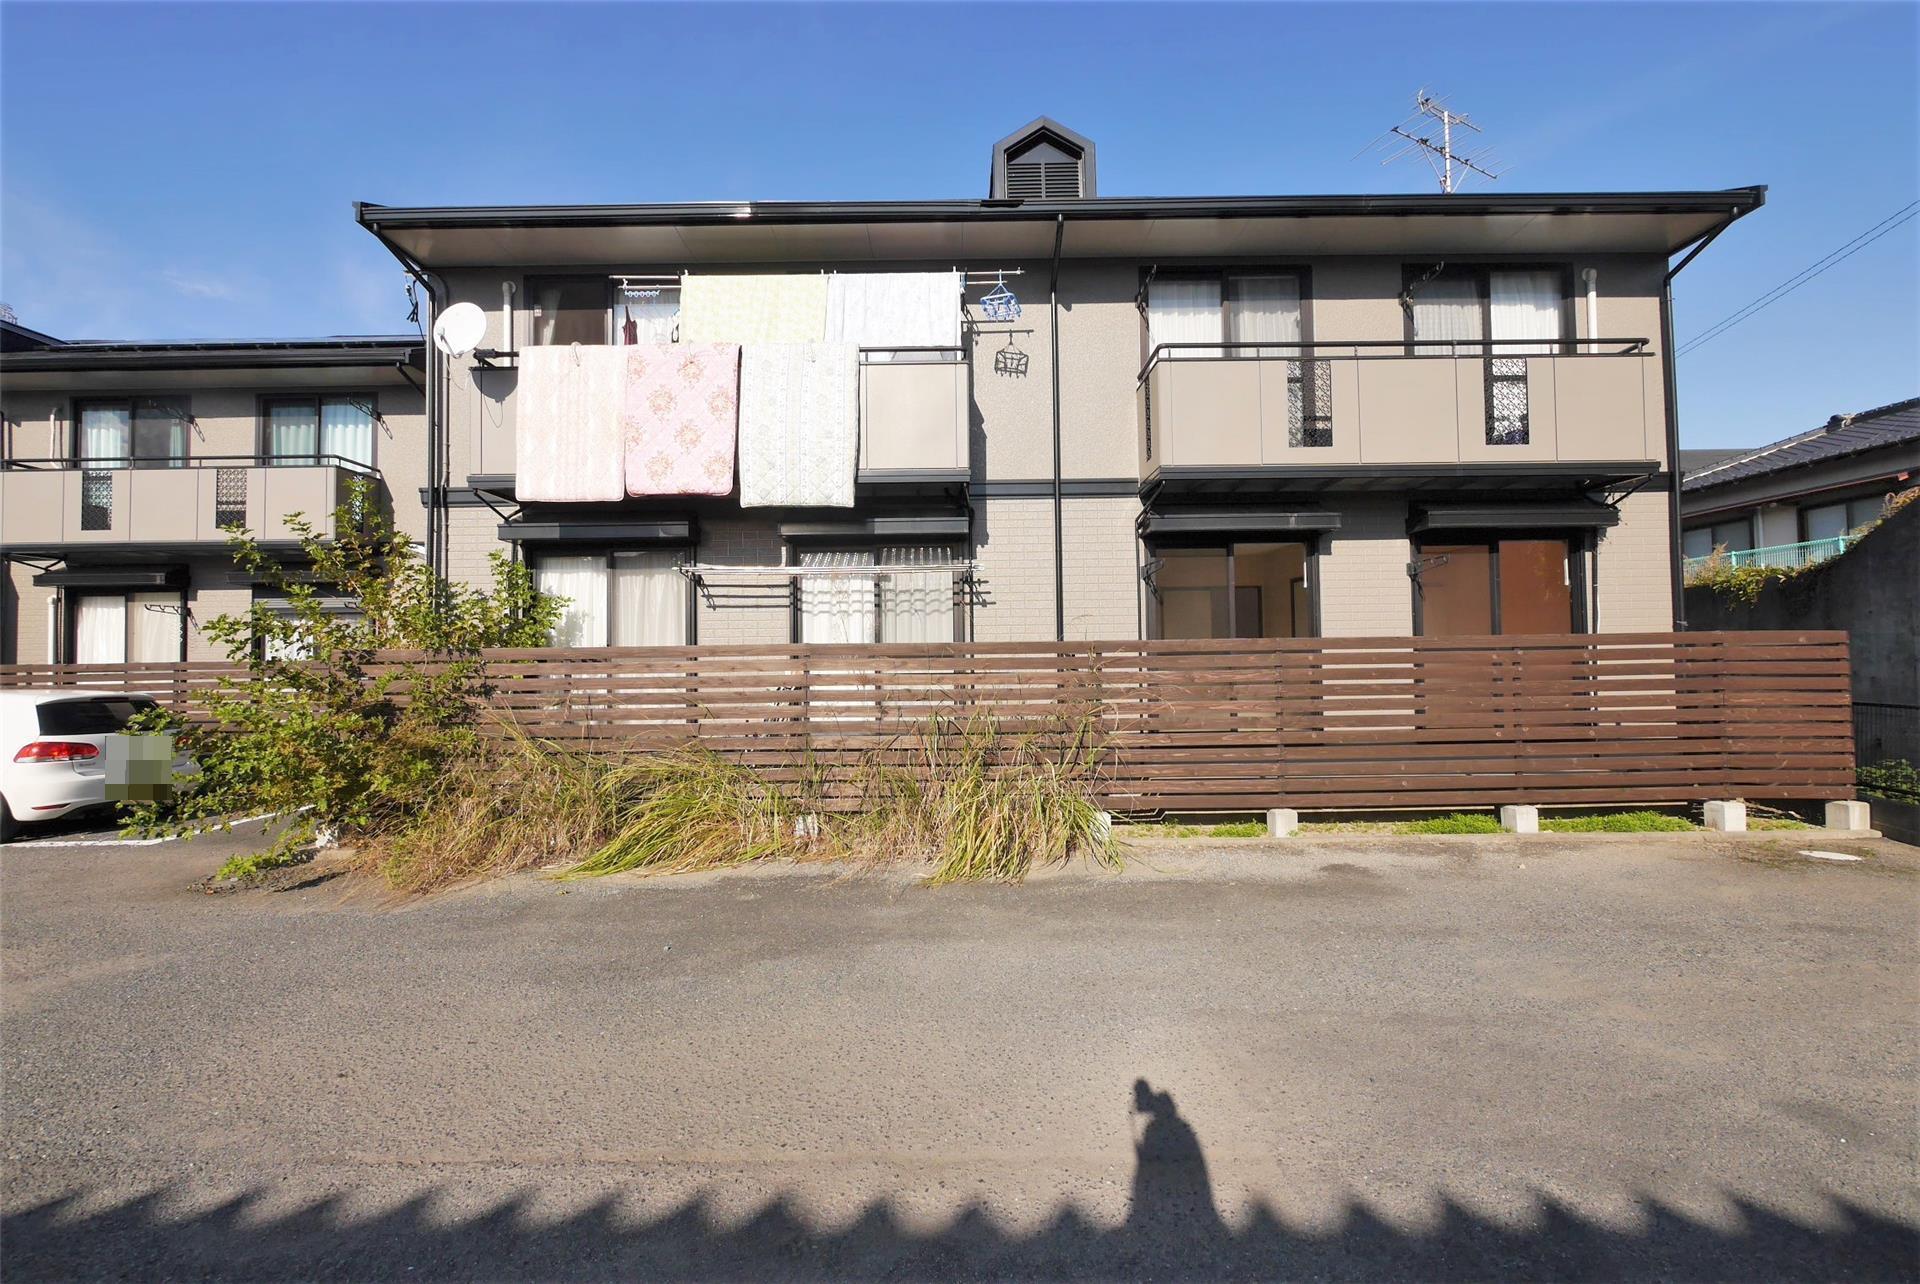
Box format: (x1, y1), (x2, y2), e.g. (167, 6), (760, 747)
(62, 589), (188, 663)
(522, 274), (615, 348)
(784, 541), (969, 645)
(1137, 265), (1317, 366)
(528, 546), (696, 648)
(255, 392), (382, 470)
(69, 395), (192, 468)
(1798, 494), (1887, 543)
(1682, 515), (1756, 558)
(1142, 537), (1323, 641)
(1410, 533), (1590, 637)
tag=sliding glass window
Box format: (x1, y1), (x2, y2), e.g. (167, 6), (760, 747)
(796, 546), (960, 644)
(1145, 269), (1308, 360)
(533, 551), (689, 648)
(69, 591), (185, 663)
(1412, 537), (1580, 636)
(75, 399), (189, 467)
(1149, 543), (1314, 640)
(262, 396), (377, 470)
(1406, 265), (1570, 445)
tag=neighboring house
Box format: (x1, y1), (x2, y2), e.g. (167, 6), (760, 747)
(3, 118), (1761, 659)
(352, 118), (1760, 648)
(1681, 396), (1920, 572)
(0, 326), (425, 662)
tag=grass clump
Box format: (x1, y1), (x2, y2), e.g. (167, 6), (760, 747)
(216, 849), (309, 882)
(1397, 812), (1502, 834)
(567, 749), (797, 878)
(1540, 810), (1696, 833)
(840, 714), (1118, 885)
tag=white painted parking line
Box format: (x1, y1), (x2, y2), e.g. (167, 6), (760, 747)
(7, 811), (284, 850)
(1800, 849), (1865, 862)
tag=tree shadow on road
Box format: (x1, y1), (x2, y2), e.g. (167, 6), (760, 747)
(5, 1080), (1913, 1281)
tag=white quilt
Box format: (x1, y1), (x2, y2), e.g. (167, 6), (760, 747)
(514, 344), (627, 502)
(825, 271), (962, 354)
(679, 274), (828, 344)
(737, 343), (859, 508)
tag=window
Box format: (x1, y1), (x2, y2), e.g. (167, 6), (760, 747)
(795, 546), (960, 644)
(69, 591), (184, 663)
(1682, 518), (1755, 560)
(1801, 496), (1886, 542)
(1146, 270), (1308, 359)
(1406, 265), (1569, 445)
(37, 696), (160, 735)
(263, 396), (377, 470)
(533, 551), (689, 647)
(76, 398), (189, 467)
(1148, 543), (1315, 640)
(1412, 538), (1578, 636)
(613, 282), (681, 345)
(525, 276), (610, 347)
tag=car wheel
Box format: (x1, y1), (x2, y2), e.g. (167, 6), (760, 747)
(0, 798), (18, 845)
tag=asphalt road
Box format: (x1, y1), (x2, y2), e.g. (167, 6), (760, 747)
(3, 828), (1916, 1281)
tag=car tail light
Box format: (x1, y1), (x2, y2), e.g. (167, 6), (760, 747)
(13, 740), (100, 763)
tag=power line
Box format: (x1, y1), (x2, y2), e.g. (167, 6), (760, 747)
(1677, 201), (1919, 356)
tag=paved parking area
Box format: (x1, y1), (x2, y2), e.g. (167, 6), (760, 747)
(3, 829), (1916, 1280)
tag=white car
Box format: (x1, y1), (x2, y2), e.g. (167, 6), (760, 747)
(0, 691), (192, 843)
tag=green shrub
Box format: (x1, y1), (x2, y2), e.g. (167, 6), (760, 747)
(1398, 812), (1502, 834)
(124, 480), (558, 873)
(1858, 759), (1920, 804)
(1540, 810), (1696, 833)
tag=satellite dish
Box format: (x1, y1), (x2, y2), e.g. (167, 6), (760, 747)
(432, 302), (488, 359)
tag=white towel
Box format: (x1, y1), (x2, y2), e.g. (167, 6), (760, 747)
(680, 274), (828, 344)
(825, 271), (962, 355)
(515, 344), (626, 502)
(737, 343), (859, 508)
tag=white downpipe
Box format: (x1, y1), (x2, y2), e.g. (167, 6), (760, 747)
(46, 591), (58, 663)
(501, 281), (515, 351)
(1582, 268), (1599, 353)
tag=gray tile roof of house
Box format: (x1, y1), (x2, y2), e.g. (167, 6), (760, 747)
(1678, 448), (1751, 475)
(1681, 397), (1920, 492)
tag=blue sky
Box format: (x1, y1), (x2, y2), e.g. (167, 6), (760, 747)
(1, 1), (1914, 448)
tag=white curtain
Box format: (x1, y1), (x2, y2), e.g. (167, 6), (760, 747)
(80, 405), (130, 463)
(615, 288), (680, 345)
(611, 551), (686, 646)
(1227, 275), (1303, 358)
(799, 550), (876, 644)
(1147, 278), (1224, 359)
(73, 595), (127, 664)
(1489, 271), (1563, 354)
(535, 555), (608, 647)
(879, 546), (955, 643)
(269, 402), (319, 461)
(1410, 277), (1484, 352)
(320, 399), (376, 470)
(129, 592), (183, 662)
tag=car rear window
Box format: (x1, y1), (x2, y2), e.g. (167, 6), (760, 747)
(36, 698), (159, 735)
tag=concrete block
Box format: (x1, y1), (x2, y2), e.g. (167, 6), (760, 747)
(1266, 808), (1299, 838)
(1704, 800), (1747, 833)
(793, 814), (821, 840)
(1825, 800), (1872, 832)
(1499, 805), (1539, 834)
(1092, 811), (1114, 843)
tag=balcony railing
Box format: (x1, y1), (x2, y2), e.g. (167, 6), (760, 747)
(0, 455), (375, 548)
(471, 347), (970, 483)
(1683, 534), (1861, 580)
(1137, 337), (1658, 476)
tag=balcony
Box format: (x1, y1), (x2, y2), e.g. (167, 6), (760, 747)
(0, 457), (372, 551)
(1137, 339), (1661, 487)
(471, 347), (970, 488)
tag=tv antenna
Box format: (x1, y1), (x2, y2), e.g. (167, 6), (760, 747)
(1362, 91), (1502, 194)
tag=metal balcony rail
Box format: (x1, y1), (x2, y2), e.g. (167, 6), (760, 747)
(1, 453), (379, 474)
(1136, 337), (1652, 386)
(1682, 534), (1861, 578)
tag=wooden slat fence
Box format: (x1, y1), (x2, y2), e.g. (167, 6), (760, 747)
(0, 630), (1854, 813)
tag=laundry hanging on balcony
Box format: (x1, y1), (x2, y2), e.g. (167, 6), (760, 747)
(825, 271), (962, 359)
(515, 343), (627, 502)
(737, 343), (859, 508)
(621, 343), (741, 497)
(679, 273), (828, 344)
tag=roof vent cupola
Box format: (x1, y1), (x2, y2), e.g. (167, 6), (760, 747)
(990, 118), (1096, 201)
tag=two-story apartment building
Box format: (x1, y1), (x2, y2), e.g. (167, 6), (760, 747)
(1, 119), (1760, 660)
(0, 322), (425, 662)
(352, 119), (1760, 648)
